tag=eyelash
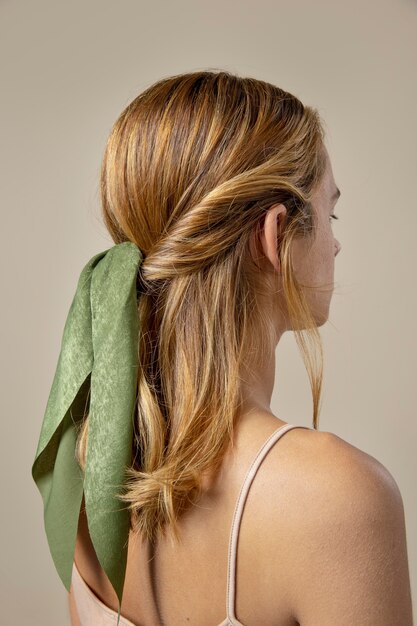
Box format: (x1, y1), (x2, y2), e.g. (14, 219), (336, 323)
(329, 213), (339, 223)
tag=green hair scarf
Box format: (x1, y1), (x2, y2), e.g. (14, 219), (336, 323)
(31, 241), (144, 626)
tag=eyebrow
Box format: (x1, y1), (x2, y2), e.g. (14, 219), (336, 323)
(331, 187), (341, 202)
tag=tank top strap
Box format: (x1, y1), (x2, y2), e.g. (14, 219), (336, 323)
(224, 423), (312, 626)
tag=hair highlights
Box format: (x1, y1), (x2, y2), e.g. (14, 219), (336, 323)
(75, 70), (327, 545)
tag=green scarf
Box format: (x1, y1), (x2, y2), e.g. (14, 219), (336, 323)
(31, 241), (144, 626)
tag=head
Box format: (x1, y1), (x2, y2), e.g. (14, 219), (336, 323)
(254, 143), (341, 336)
(77, 70), (341, 543)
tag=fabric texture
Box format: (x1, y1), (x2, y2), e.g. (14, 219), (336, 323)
(31, 242), (144, 626)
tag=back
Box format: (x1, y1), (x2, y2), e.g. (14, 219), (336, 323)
(71, 419), (308, 626)
(70, 420), (413, 625)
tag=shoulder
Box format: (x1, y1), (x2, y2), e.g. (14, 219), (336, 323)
(268, 425), (404, 526)
(307, 428), (403, 508)
(264, 427), (412, 624)
(269, 425), (402, 499)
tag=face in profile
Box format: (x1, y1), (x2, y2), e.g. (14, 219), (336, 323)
(256, 144), (342, 333)
(290, 146), (342, 327)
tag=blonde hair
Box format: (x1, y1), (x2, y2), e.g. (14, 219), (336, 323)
(75, 69), (328, 545)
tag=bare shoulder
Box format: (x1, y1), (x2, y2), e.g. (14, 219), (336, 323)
(298, 427), (403, 504)
(271, 426), (406, 536)
(266, 427), (413, 625)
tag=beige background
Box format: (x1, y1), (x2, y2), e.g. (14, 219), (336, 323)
(1, 0), (415, 623)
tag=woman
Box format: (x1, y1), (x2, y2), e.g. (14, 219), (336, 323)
(33, 70), (413, 625)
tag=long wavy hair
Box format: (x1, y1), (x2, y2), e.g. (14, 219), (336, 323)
(75, 69), (328, 545)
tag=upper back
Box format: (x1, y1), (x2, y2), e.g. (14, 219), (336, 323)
(72, 416), (413, 625)
(73, 415), (313, 625)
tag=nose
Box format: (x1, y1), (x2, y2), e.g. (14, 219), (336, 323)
(334, 238), (341, 256)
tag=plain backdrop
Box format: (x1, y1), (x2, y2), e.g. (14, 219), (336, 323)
(1, 0), (416, 623)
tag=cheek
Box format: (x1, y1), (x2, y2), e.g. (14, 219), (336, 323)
(290, 227), (335, 284)
(322, 222), (336, 256)
(313, 231), (335, 280)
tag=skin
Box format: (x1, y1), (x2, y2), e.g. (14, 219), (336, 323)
(234, 146), (413, 624)
(68, 146), (414, 624)
(240, 144), (341, 418)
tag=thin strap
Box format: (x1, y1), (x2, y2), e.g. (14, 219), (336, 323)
(225, 423), (312, 625)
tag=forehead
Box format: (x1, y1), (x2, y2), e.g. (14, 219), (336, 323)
(319, 147), (338, 198)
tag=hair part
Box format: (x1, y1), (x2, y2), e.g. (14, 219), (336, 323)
(75, 69), (327, 545)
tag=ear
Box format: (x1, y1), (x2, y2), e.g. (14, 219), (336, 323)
(252, 203), (287, 273)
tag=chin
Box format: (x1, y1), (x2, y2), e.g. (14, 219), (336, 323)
(312, 301), (331, 327)
(283, 297), (331, 331)
(288, 309), (329, 331)
(315, 312), (329, 327)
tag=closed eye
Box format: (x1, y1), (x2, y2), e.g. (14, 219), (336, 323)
(330, 214), (339, 221)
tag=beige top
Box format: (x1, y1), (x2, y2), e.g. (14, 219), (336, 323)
(71, 422), (310, 625)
